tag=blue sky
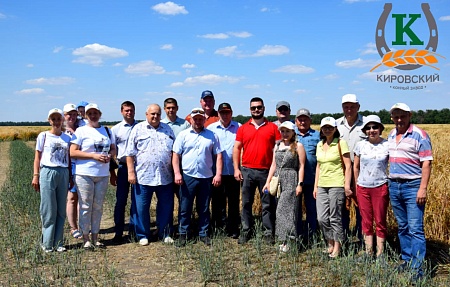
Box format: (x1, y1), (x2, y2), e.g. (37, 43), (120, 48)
(1, 0), (449, 122)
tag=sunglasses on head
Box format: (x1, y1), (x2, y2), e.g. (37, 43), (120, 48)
(191, 109), (205, 114)
(250, 105), (263, 111)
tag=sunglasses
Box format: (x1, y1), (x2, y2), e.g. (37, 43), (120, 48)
(365, 125), (379, 130)
(321, 126), (335, 131)
(250, 105), (263, 111)
(277, 106), (289, 112)
(191, 109), (205, 114)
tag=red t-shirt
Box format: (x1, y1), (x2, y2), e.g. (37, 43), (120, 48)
(235, 119), (281, 169)
(185, 110), (219, 127)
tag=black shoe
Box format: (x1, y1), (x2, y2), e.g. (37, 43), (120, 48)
(199, 236), (211, 246)
(238, 233), (250, 244)
(176, 236), (187, 248)
(410, 272), (424, 286)
(112, 235), (124, 245)
(230, 232), (239, 239)
(395, 261), (408, 273)
(264, 234), (275, 245)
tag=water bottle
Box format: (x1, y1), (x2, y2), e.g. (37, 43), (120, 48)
(264, 188), (269, 194)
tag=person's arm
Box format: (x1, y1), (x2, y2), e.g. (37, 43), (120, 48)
(417, 160), (432, 205)
(126, 156), (136, 185)
(343, 153), (353, 196)
(233, 141), (243, 181)
(262, 147), (277, 192)
(70, 144), (107, 163)
(172, 152), (183, 185)
(31, 150), (42, 192)
(313, 163), (320, 199)
(296, 143), (306, 196)
(212, 152), (222, 187)
(353, 154), (360, 187)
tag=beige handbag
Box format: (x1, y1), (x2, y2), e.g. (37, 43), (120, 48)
(269, 176), (280, 196)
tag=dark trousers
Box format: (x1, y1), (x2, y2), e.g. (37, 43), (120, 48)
(296, 184), (318, 238)
(114, 163), (134, 237)
(211, 175), (241, 234)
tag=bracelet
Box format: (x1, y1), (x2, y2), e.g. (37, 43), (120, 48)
(33, 174), (39, 176)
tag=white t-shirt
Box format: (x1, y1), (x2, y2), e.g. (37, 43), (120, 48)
(36, 131), (71, 168)
(71, 126), (115, 177)
(354, 139), (389, 188)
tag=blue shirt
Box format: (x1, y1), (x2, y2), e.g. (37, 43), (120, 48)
(161, 116), (190, 137)
(111, 119), (137, 163)
(173, 127), (222, 178)
(296, 127), (320, 185)
(207, 120), (241, 175)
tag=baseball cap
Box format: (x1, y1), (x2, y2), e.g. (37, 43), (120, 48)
(341, 94), (359, 104)
(48, 108), (63, 119)
(201, 90), (214, 99)
(77, 101), (89, 108)
(218, 103), (232, 112)
(63, 103), (77, 113)
(389, 103), (411, 113)
(362, 115), (385, 131)
(278, 121), (296, 131)
(296, 108), (311, 118)
(320, 116), (337, 128)
(85, 103), (101, 113)
(276, 101), (290, 110)
(190, 107), (205, 118)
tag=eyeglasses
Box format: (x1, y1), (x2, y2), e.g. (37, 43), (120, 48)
(250, 105), (263, 111)
(321, 126), (335, 131)
(191, 109), (205, 114)
(366, 125), (379, 130)
(277, 107), (289, 112)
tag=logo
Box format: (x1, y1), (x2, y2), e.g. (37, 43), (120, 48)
(371, 3), (445, 72)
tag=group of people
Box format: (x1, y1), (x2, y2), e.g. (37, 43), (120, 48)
(31, 91), (432, 281)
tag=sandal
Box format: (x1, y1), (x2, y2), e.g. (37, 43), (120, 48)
(71, 230), (82, 239)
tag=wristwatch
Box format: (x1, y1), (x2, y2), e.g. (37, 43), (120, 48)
(298, 182), (304, 186)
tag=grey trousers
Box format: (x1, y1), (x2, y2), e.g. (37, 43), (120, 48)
(316, 187), (345, 242)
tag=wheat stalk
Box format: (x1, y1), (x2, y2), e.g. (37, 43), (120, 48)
(370, 49), (445, 72)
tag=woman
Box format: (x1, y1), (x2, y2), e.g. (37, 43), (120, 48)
(70, 103), (116, 249)
(32, 108), (72, 253)
(353, 115), (389, 261)
(264, 121), (306, 252)
(313, 117), (352, 258)
(63, 103), (82, 239)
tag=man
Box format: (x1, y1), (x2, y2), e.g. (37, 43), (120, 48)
(295, 108), (320, 240)
(207, 103), (241, 238)
(125, 104), (175, 246)
(77, 101), (89, 126)
(336, 93), (366, 243)
(161, 97), (190, 137)
(273, 101), (292, 127)
(388, 103), (432, 281)
(185, 90), (219, 127)
(173, 108), (223, 247)
(110, 101), (137, 243)
(233, 97), (281, 244)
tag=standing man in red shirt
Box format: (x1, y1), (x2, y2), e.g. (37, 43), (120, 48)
(233, 97), (281, 244)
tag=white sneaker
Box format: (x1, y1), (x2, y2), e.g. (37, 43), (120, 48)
(56, 246), (67, 252)
(164, 236), (174, 244)
(279, 244), (290, 253)
(139, 238), (149, 246)
(41, 245), (53, 253)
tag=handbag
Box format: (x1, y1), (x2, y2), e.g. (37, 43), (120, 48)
(337, 139), (358, 210)
(269, 144), (289, 197)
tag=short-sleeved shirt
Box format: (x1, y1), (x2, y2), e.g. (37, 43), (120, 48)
(337, 114), (366, 161)
(111, 119), (137, 163)
(296, 128), (320, 185)
(235, 119), (281, 170)
(354, 139), (389, 187)
(125, 121), (175, 186)
(71, 126), (115, 177)
(185, 110), (219, 127)
(388, 124), (433, 180)
(173, 127), (222, 178)
(207, 120), (241, 175)
(316, 138), (349, 187)
(36, 131), (71, 168)
(161, 116), (190, 137)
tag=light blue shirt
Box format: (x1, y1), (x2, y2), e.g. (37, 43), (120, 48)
(125, 121), (175, 186)
(296, 128), (320, 185)
(111, 119), (137, 163)
(207, 120), (241, 175)
(173, 127), (222, 178)
(161, 116), (190, 137)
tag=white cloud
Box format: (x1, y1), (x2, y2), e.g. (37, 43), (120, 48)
(170, 74), (242, 87)
(0, 13), (6, 19)
(152, 2), (188, 15)
(26, 64), (34, 68)
(160, 44), (173, 50)
(324, 73), (339, 80)
(271, 65), (315, 74)
(359, 68), (398, 80)
(182, 63), (195, 69)
(439, 16), (450, 21)
(26, 77), (75, 85)
(294, 89), (307, 94)
(335, 58), (377, 68)
(124, 60), (166, 75)
(227, 31), (252, 38)
(198, 33), (229, 39)
(253, 45), (289, 57)
(215, 46), (239, 57)
(15, 88), (45, 95)
(53, 46), (64, 53)
(244, 84), (261, 89)
(359, 43), (378, 55)
(260, 7), (280, 13)
(72, 43), (128, 66)
(112, 62), (123, 67)
(197, 49), (205, 54)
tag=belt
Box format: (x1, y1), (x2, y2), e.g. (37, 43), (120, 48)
(389, 178), (418, 183)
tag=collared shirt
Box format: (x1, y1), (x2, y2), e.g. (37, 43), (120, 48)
(296, 127), (320, 185)
(125, 121), (175, 186)
(388, 124), (433, 180)
(173, 127), (222, 178)
(207, 120), (241, 175)
(161, 116), (190, 137)
(316, 138), (349, 187)
(185, 109), (219, 127)
(111, 119), (137, 163)
(337, 113), (367, 161)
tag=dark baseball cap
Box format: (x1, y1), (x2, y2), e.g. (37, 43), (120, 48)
(218, 103), (232, 112)
(201, 90), (214, 99)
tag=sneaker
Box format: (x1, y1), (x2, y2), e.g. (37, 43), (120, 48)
(112, 235), (124, 245)
(279, 244), (290, 253)
(199, 236), (211, 246)
(163, 236), (174, 244)
(94, 241), (106, 249)
(264, 234), (275, 245)
(139, 238), (149, 246)
(176, 236), (187, 248)
(41, 246), (53, 253)
(238, 233), (250, 245)
(83, 241), (94, 250)
(56, 246), (67, 252)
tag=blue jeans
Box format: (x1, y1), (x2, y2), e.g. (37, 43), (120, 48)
(113, 163), (134, 237)
(133, 183), (174, 240)
(178, 174), (212, 237)
(297, 184), (317, 238)
(389, 178), (425, 273)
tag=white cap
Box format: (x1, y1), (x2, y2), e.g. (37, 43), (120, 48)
(278, 121), (295, 131)
(342, 93), (359, 104)
(390, 103), (411, 113)
(63, 103), (77, 113)
(320, 116), (337, 128)
(85, 103), (101, 113)
(190, 107), (205, 118)
(47, 108), (63, 119)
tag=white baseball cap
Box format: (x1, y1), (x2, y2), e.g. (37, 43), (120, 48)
(342, 93), (359, 104)
(48, 108), (63, 119)
(320, 116), (337, 128)
(390, 103), (411, 113)
(190, 107), (205, 118)
(278, 121), (295, 131)
(63, 103), (77, 113)
(85, 103), (101, 113)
